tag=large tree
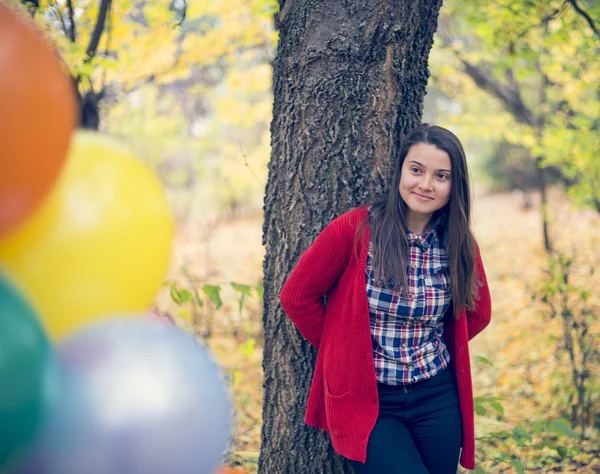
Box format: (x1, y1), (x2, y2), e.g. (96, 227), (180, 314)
(260, 1), (443, 472)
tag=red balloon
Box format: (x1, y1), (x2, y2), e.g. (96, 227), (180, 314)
(0, 4), (77, 238)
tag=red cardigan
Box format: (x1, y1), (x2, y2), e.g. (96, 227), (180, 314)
(280, 207), (492, 470)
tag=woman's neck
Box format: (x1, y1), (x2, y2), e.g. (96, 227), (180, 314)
(405, 211), (433, 235)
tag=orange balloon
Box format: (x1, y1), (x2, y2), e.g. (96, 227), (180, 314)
(0, 4), (76, 239)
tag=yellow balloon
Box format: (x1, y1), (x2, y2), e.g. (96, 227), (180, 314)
(0, 132), (174, 339)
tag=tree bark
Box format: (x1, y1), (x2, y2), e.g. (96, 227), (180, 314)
(260, 1), (442, 472)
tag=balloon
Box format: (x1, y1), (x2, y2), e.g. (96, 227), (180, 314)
(0, 274), (55, 468)
(15, 318), (232, 474)
(0, 132), (174, 339)
(0, 4), (76, 238)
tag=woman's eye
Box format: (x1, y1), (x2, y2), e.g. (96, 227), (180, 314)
(411, 167), (421, 173)
(438, 174), (449, 180)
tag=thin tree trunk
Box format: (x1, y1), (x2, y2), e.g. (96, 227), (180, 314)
(536, 157), (552, 253)
(260, 1), (442, 472)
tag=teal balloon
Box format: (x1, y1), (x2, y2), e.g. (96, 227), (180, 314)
(0, 274), (54, 468)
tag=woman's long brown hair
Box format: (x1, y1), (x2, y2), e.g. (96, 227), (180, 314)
(357, 124), (480, 318)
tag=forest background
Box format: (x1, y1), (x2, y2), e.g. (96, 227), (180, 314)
(16, 0), (600, 472)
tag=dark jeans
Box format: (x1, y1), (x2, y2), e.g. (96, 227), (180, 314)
(350, 368), (462, 474)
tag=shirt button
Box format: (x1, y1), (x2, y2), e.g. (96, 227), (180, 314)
(401, 343), (407, 349)
(412, 264), (418, 269)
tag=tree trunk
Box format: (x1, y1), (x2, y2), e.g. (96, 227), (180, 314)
(77, 89), (103, 130)
(260, 1), (442, 473)
(536, 158), (552, 253)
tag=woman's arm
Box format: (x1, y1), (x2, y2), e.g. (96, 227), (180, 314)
(466, 247), (492, 341)
(280, 218), (347, 349)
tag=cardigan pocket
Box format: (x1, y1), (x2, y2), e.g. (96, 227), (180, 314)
(324, 380), (353, 436)
(325, 379), (351, 399)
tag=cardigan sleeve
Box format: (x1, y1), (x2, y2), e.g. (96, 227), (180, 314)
(466, 245), (492, 341)
(279, 217), (348, 349)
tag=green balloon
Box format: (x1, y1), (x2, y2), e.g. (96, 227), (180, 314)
(0, 274), (54, 468)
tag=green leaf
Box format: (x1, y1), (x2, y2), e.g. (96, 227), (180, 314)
(491, 402), (505, 416)
(580, 290), (590, 302)
(475, 404), (486, 416)
(202, 284), (223, 309)
(177, 307), (192, 321)
(232, 369), (243, 386)
(485, 429), (511, 440)
(513, 426), (532, 442)
(473, 465), (486, 474)
(231, 282), (253, 296)
(556, 446), (568, 459)
(549, 419), (580, 440)
(238, 294), (247, 315)
(170, 282), (181, 305)
(511, 459), (525, 474)
(194, 289), (204, 308)
(255, 283), (264, 301)
(473, 355), (494, 366)
(178, 288), (193, 303)
(531, 421), (546, 434)
(231, 282), (253, 315)
(239, 338), (256, 357)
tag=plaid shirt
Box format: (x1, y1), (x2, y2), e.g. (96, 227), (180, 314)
(366, 214), (451, 385)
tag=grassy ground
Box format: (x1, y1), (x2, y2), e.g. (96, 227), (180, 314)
(158, 188), (600, 473)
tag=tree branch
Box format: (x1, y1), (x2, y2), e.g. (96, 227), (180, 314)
(20, 0), (39, 17)
(456, 55), (538, 128)
(436, 27), (538, 127)
(86, 0), (111, 59)
(174, 0), (186, 27)
(67, 0), (76, 42)
(566, 0), (600, 38)
(48, 0), (70, 40)
(99, 3), (113, 91)
(516, 4), (565, 38)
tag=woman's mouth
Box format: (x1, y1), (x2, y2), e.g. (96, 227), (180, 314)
(413, 192), (434, 201)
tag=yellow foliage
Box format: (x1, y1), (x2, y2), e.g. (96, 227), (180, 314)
(29, 0), (275, 99)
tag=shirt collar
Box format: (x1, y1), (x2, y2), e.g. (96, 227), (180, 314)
(406, 214), (442, 251)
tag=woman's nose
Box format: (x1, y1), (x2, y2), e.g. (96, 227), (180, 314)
(419, 175), (434, 190)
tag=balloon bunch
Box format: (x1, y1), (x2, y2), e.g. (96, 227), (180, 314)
(0, 4), (231, 474)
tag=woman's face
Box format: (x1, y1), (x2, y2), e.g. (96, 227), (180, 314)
(399, 143), (452, 220)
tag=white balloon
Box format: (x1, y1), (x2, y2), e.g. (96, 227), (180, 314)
(15, 318), (232, 474)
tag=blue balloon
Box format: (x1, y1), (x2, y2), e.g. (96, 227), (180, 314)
(14, 318), (231, 474)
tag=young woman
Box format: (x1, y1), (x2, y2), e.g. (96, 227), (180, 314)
(280, 124), (492, 474)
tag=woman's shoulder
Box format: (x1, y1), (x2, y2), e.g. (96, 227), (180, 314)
(328, 206), (369, 232)
(334, 205), (369, 224)
(472, 237), (483, 259)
